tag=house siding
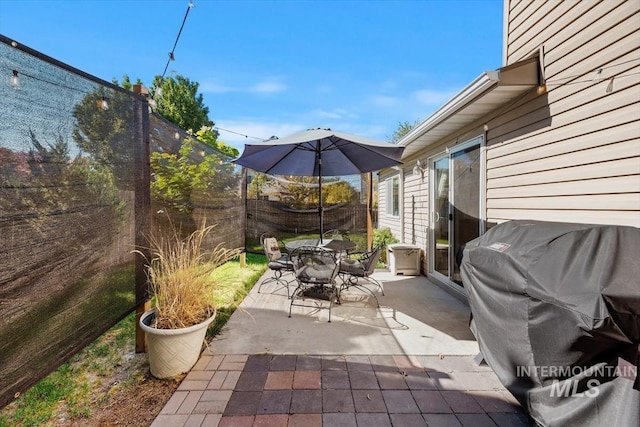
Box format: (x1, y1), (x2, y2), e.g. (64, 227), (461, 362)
(378, 0), (639, 284)
(487, 0), (640, 227)
(402, 126), (486, 274)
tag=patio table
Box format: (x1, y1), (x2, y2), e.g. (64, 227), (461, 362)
(285, 239), (357, 254)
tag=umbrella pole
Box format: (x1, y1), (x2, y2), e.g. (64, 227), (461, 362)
(317, 147), (323, 243)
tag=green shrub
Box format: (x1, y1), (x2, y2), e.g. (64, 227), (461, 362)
(373, 228), (399, 263)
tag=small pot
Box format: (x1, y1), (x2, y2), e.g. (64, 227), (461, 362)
(139, 308), (216, 379)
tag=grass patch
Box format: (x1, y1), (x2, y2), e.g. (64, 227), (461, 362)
(207, 252), (267, 337)
(0, 253), (267, 427)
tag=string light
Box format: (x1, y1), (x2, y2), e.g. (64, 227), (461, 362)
(592, 68), (603, 81)
(10, 69), (19, 88)
(606, 77), (614, 93)
(96, 96), (109, 111)
(1, 64), (89, 94)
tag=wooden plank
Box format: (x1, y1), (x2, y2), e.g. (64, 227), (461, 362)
(488, 156), (640, 187)
(135, 301), (151, 354)
(487, 140), (640, 180)
(487, 208), (640, 228)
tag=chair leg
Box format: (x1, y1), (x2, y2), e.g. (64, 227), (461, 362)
(339, 274), (381, 307)
(288, 283), (335, 323)
(288, 281), (304, 318)
(366, 276), (385, 296)
(259, 268), (292, 297)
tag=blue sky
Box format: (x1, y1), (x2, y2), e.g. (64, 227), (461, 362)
(0, 0), (504, 150)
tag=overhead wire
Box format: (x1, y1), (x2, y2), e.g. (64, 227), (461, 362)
(151, 2), (265, 143)
(159, 1), (195, 84)
(214, 126), (265, 141)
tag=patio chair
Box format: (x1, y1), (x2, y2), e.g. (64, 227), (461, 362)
(259, 233), (294, 297)
(338, 245), (385, 307)
(288, 245), (341, 322)
(323, 228), (349, 241)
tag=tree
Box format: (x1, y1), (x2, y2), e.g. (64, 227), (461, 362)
(72, 86), (135, 189)
(150, 75), (212, 133)
(276, 176), (317, 208)
(248, 172), (272, 199)
(388, 119), (421, 144)
(323, 181), (358, 204)
(112, 75), (142, 92)
(193, 127), (238, 158)
(150, 136), (237, 213)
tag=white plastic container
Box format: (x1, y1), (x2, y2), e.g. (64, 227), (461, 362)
(387, 243), (421, 275)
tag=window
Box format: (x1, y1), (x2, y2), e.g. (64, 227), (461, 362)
(386, 176), (400, 216)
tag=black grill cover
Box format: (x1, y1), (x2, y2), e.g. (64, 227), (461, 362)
(460, 220), (639, 427)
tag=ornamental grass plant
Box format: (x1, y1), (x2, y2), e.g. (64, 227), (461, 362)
(140, 221), (243, 330)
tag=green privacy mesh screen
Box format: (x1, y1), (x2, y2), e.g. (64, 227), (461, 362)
(148, 113), (244, 252)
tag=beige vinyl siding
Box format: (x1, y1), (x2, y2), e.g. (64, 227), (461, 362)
(487, 209), (639, 227)
(486, 0), (640, 227)
(489, 156), (639, 187)
(402, 165), (429, 272)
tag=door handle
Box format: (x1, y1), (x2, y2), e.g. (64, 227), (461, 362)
(434, 212), (440, 222)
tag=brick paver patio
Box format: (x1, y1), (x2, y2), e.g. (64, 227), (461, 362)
(152, 353), (530, 426)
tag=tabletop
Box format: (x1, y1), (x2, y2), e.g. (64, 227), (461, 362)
(285, 239), (357, 253)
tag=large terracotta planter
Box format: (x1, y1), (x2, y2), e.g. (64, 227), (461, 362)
(139, 308), (216, 379)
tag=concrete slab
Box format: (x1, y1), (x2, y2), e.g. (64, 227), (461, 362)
(207, 270), (479, 357)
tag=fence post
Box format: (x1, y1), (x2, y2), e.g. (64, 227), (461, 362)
(133, 94), (151, 353)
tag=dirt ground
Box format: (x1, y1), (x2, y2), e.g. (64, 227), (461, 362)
(75, 372), (181, 427)
(57, 352), (183, 427)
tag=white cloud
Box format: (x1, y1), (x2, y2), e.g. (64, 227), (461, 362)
(312, 108), (356, 119)
(371, 95), (400, 107)
(200, 81), (235, 93)
(200, 79), (286, 95)
(250, 81), (286, 94)
(412, 88), (458, 106)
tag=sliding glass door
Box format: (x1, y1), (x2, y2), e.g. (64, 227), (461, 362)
(430, 138), (482, 286)
(433, 157), (450, 278)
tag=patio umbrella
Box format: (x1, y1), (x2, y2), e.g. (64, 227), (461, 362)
(233, 128), (404, 241)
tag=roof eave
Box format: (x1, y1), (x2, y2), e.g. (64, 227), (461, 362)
(398, 72), (500, 148)
(397, 57), (539, 158)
